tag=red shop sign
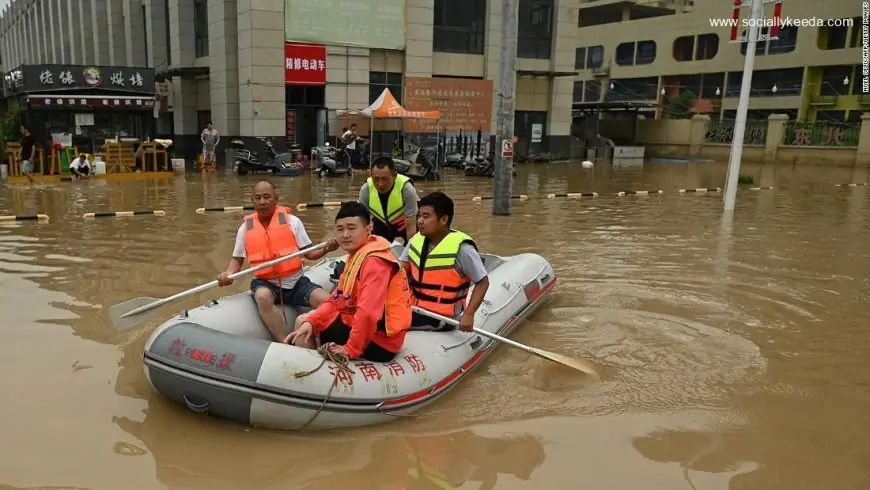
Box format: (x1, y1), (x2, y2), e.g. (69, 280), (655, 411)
(285, 43), (326, 86)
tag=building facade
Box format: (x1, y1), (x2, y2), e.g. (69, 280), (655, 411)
(574, 0), (866, 123)
(1, 0), (580, 159)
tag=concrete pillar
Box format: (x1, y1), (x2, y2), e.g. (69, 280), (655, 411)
(405, 0), (433, 78)
(67, 0), (77, 63)
(123, 0), (146, 66)
(145, 0), (168, 69)
(58, 0), (70, 63)
(172, 77), (199, 135)
(30, 3), (40, 62)
(855, 113), (870, 166)
(106, 0), (125, 65)
(484, 0), (502, 132)
(688, 114), (710, 156)
(168, 0), (195, 67)
(47, 0), (57, 63)
(236, 0), (285, 138)
(764, 114), (788, 163)
(77, 0), (89, 64)
(23, 8), (31, 63)
(39, 1), (49, 63)
(15, 11), (22, 66)
(547, 0), (578, 157)
(207, 0), (240, 136)
(91, 0), (110, 65)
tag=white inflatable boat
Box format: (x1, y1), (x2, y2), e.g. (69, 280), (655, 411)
(142, 248), (557, 431)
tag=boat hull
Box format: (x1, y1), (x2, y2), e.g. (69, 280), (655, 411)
(143, 252), (556, 430)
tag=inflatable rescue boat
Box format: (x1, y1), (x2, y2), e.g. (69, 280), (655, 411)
(142, 247), (556, 430)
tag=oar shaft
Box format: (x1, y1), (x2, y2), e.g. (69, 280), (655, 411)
(122, 243), (327, 318)
(410, 306), (533, 355)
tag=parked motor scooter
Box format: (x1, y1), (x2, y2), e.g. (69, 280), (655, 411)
(231, 137), (293, 175)
(312, 142), (353, 178)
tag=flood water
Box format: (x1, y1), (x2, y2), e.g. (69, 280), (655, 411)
(1, 161), (869, 489)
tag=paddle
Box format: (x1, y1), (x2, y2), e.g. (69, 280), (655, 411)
(108, 243), (328, 330)
(412, 306), (601, 379)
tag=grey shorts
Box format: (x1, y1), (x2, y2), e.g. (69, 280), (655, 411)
(250, 276), (322, 308)
(19, 160), (33, 173)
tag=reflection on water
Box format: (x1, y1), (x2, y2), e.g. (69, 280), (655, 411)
(0, 161), (868, 489)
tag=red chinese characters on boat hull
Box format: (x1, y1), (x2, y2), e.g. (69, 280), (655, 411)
(167, 337), (236, 371)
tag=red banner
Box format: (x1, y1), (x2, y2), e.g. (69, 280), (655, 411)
(285, 43), (326, 85)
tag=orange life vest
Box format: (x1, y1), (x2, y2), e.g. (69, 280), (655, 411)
(334, 235), (412, 337)
(243, 206), (302, 281)
(405, 231), (476, 318)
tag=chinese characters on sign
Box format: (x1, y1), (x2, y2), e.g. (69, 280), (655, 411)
(27, 96), (154, 108)
(284, 42), (326, 85)
(167, 337), (237, 371)
(286, 110), (296, 143)
(790, 126), (849, 146)
(404, 77), (493, 134)
(110, 71), (125, 86)
(24, 64), (155, 93)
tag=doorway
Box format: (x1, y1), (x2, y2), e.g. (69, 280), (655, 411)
(286, 85), (325, 154)
(514, 111), (547, 158)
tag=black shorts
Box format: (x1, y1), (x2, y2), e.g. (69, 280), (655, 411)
(250, 276), (321, 308)
(318, 319), (397, 362)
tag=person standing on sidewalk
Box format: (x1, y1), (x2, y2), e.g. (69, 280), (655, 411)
(200, 121), (220, 172)
(17, 125), (36, 184)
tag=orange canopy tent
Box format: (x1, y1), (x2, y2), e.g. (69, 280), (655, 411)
(337, 88), (442, 166)
(337, 88), (440, 119)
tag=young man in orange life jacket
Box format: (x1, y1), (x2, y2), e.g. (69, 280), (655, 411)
(286, 202), (412, 361)
(400, 191), (489, 332)
(217, 180), (339, 342)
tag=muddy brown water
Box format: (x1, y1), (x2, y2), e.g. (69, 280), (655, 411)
(0, 161), (869, 489)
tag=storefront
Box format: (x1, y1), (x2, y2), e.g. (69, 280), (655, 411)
(284, 42), (326, 154)
(2, 64), (156, 155)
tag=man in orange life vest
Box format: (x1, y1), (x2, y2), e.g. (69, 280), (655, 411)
(358, 156), (419, 243)
(400, 191), (489, 332)
(217, 180), (338, 342)
(286, 202), (412, 361)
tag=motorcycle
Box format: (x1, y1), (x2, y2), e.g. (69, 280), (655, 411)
(311, 142), (353, 178)
(464, 152), (517, 178)
(231, 137), (298, 176)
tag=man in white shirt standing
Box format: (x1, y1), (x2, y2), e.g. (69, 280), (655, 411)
(217, 180), (338, 342)
(341, 123), (364, 167)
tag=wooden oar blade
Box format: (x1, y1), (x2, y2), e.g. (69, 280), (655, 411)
(108, 297), (160, 330)
(529, 346), (602, 380)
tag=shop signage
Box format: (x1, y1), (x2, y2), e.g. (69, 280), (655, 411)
(19, 64), (156, 94)
(27, 95), (155, 108)
(285, 43), (326, 85)
(404, 77), (494, 134)
(285, 0), (405, 50)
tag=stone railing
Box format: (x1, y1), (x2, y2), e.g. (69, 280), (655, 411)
(635, 114), (870, 166)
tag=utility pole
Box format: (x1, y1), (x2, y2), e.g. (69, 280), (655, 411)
(492, 0), (519, 216)
(723, 0), (763, 211)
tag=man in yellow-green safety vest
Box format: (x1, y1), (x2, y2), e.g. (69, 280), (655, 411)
(358, 156), (419, 244)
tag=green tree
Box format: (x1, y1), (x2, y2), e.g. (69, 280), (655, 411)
(0, 101), (22, 158)
(664, 90), (697, 119)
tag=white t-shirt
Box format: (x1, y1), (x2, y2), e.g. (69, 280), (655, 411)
(70, 157), (87, 170)
(342, 130), (356, 150)
(232, 214), (313, 289)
